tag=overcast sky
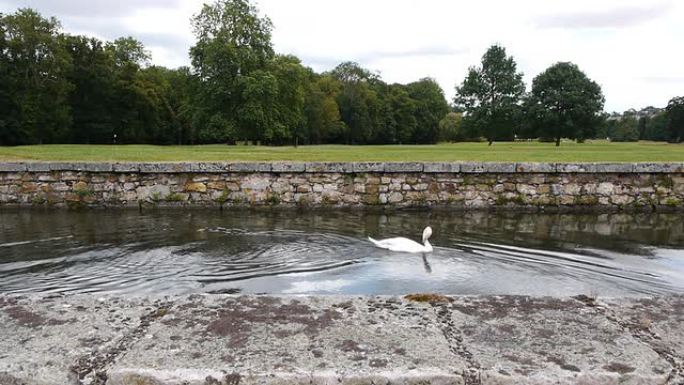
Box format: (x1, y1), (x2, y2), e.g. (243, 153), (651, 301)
(1, 0), (683, 112)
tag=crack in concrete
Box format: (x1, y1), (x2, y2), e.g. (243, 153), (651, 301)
(431, 302), (482, 385)
(69, 302), (172, 385)
(573, 296), (683, 385)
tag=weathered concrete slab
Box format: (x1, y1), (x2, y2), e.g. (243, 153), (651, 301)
(0, 295), (152, 385)
(0, 295), (681, 385)
(106, 295), (464, 385)
(598, 296), (684, 383)
(442, 296), (673, 384)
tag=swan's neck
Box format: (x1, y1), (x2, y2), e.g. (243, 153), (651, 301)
(423, 240), (433, 252)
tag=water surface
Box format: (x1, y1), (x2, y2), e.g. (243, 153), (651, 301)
(1, 209), (683, 296)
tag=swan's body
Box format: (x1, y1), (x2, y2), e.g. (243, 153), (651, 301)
(368, 226), (433, 253)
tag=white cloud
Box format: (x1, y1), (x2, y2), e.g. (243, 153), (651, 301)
(1, 0), (682, 111)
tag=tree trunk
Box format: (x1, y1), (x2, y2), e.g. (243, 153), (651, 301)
(488, 140), (493, 146)
(555, 137), (561, 147)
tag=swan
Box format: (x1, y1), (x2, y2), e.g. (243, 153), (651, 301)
(368, 226), (433, 253)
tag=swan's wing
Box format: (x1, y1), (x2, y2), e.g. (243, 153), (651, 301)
(368, 237), (397, 249)
(368, 237), (423, 252)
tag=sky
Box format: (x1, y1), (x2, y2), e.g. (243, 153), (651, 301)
(1, 0), (683, 112)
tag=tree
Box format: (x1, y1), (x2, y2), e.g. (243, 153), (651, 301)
(455, 45), (525, 145)
(611, 116), (639, 142)
(407, 78), (449, 144)
(330, 62), (381, 144)
(439, 112), (463, 142)
(267, 55), (309, 145)
(527, 62), (604, 146)
(385, 84), (417, 144)
(642, 112), (669, 142)
(190, 0), (274, 143)
(0, 8), (72, 144)
(666, 97), (684, 143)
(63, 35), (115, 143)
(304, 74), (344, 144)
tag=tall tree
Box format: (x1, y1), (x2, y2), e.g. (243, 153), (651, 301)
(642, 112), (669, 142)
(330, 62), (381, 144)
(666, 97), (684, 143)
(455, 45), (525, 145)
(526, 62), (604, 146)
(407, 78), (449, 144)
(0, 8), (72, 144)
(63, 35), (115, 143)
(304, 74), (345, 144)
(190, 0), (274, 143)
(385, 84), (417, 144)
(439, 112), (463, 142)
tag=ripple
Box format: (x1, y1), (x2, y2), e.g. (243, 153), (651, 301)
(0, 210), (683, 296)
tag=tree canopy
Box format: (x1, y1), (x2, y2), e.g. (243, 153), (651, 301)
(526, 62), (605, 146)
(666, 97), (684, 143)
(455, 45), (525, 145)
(0, 2), (679, 147)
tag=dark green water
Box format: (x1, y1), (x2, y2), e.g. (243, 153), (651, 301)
(1, 209), (683, 296)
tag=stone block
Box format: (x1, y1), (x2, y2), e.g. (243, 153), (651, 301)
(272, 163), (306, 173)
(113, 163), (140, 173)
(139, 163), (186, 173)
(0, 163), (27, 172)
(556, 163), (590, 173)
(633, 163), (684, 173)
(423, 163), (460, 173)
(305, 162), (353, 173)
(590, 163), (635, 173)
(384, 163), (423, 173)
(516, 163), (557, 173)
(459, 162), (486, 173)
(229, 163), (272, 173)
(26, 163), (51, 172)
(352, 162), (385, 173)
(483, 163), (517, 173)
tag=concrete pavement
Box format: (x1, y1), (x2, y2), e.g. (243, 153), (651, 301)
(0, 294), (682, 385)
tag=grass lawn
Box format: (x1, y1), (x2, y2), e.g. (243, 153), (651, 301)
(0, 141), (683, 163)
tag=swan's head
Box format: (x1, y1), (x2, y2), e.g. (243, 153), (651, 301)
(422, 226), (433, 243)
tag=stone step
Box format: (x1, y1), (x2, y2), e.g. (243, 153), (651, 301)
(0, 294), (682, 385)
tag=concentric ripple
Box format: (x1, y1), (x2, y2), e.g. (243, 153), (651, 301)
(0, 210), (682, 296)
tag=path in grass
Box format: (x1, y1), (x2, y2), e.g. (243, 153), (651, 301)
(1, 141), (683, 163)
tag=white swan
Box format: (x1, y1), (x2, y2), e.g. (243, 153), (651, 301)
(368, 226), (433, 253)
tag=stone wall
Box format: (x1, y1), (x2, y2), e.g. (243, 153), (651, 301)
(0, 162), (683, 210)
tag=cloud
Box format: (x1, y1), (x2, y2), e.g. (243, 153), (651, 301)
(298, 46), (469, 72)
(0, 0), (183, 17)
(535, 2), (673, 29)
(1, 0), (683, 111)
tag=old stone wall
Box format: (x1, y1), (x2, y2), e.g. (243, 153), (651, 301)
(0, 162), (683, 210)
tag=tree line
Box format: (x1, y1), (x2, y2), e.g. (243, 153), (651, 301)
(1, 1), (683, 146)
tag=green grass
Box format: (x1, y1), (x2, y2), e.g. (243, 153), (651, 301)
(0, 141), (683, 163)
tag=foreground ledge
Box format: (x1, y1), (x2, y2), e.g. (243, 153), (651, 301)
(1, 161), (684, 174)
(0, 295), (682, 385)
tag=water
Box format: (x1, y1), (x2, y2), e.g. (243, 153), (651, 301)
(1, 209), (683, 296)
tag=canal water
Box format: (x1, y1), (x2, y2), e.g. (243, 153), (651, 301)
(1, 209), (683, 296)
